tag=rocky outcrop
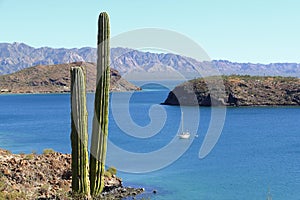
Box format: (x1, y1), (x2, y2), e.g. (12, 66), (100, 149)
(0, 149), (144, 199)
(163, 75), (300, 106)
(0, 62), (140, 94)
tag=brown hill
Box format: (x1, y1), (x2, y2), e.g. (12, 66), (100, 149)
(163, 75), (300, 106)
(0, 62), (140, 94)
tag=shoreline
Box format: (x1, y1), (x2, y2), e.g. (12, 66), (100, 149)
(0, 90), (142, 95)
(0, 149), (145, 199)
(1, 92), (300, 107)
(161, 102), (300, 107)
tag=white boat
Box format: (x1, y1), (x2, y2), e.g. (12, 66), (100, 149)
(178, 112), (190, 139)
(179, 131), (190, 139)
(266, 188), (272, 200)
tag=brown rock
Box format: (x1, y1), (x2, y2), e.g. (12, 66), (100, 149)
(3, 168), (11, 176)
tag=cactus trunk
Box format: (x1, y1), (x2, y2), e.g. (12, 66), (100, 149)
(89, 12), (110, 196)
(70, 66), (90, 195)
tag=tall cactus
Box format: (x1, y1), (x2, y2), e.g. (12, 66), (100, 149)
(70, 66), (90, 195)
(89, 12), (111, 196)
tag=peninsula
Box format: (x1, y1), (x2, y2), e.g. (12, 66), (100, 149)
(0, 62), (140, 94)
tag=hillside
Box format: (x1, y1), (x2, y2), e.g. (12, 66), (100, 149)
(1, 43), (300, 78)
(163, 75), (300, 106)
(0, 62), (140, 94)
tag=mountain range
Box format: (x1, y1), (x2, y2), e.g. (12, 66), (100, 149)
(1, 42), (300, 78)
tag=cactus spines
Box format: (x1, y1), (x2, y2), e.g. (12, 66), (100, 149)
(89, 12), (111, 196)
(70, 66), (90, 195)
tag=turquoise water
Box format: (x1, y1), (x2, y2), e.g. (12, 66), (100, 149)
(0, 84), (300, 199)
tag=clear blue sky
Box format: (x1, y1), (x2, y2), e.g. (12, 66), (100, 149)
(1, 0), (299, 63)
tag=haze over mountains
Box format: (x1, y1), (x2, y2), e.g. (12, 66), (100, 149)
(1, 42), (300, 78)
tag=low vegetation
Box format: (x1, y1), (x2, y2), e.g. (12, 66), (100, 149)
(42, 148), (55, 155)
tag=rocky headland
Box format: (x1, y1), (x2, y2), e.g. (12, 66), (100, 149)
(0, 149), (145, 199)
(163, 75), (300, 106)
(0, 62), (140, 94)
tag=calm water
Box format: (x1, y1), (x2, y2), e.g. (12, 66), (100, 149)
(0, 83), (300, 200)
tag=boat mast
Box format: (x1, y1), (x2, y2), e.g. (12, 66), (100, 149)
(266, 187), (272, 200)
(181, 112), (184, 133)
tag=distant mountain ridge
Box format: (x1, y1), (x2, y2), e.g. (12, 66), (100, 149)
(0, 42), (96, 74)
(1, 42), (300, 77)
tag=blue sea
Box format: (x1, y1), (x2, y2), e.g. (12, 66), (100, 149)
(0, 81), (300, 200)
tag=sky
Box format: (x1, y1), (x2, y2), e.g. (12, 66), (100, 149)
(0, 0), (300, 63)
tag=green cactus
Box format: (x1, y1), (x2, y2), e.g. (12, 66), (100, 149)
(89, 12), (111, 196)
(70, 66), (90, 195)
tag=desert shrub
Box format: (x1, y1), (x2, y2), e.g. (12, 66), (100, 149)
(0, 191), (26, 200)
(43, 148), (55, 155)
(0, 177), (26, 199)
(106, 166), (117, 175)
(104, 171), (112, 179)
(24, 153), (35, 160)
(0, 177), (6, 191)
(38, 184), (50, 195)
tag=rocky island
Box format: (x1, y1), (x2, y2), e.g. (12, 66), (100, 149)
(163, 75), (300, 106)
(0, 62), (140, 94)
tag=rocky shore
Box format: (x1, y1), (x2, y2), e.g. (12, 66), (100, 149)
(163, 75), (300, 106)
(0, 149), (144, 199)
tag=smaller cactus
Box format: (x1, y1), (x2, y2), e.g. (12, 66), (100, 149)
(70, 66), (89, 195)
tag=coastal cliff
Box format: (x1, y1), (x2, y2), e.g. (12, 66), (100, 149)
(163, 75), (300, 106)
(0, 62), (140, 94)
